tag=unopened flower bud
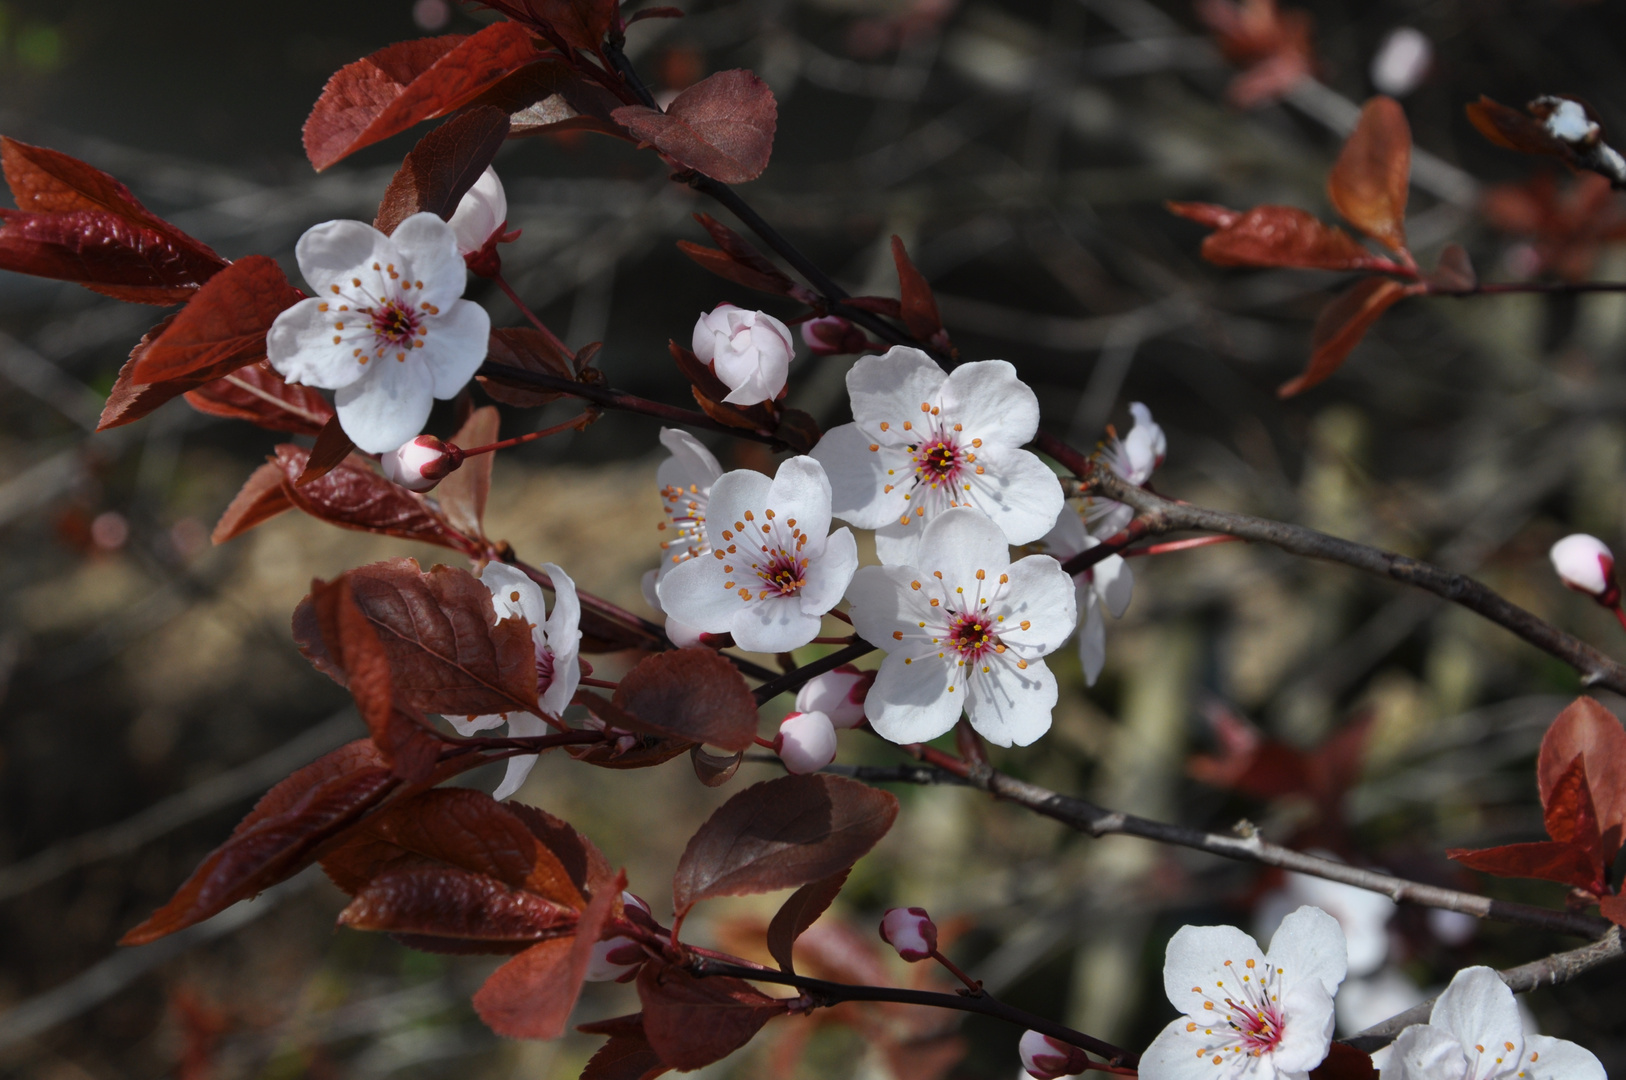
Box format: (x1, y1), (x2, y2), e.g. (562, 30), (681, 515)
(800, 315), (871, 356)
(586, 891), (651, 982)
(1369, 27), (1431, 98)
(794, 666), (875, 729)
(776, 710), (839, 774)
(1551, 533), (1619, 606)
(692, 303), (795, 405)
(879, 906), (937, 961)
(381, 435), (462, 492)
(449, 167), (507, 256)
(1020, 1030), (1093, 1079)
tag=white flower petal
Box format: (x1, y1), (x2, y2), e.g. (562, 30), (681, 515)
(267, 297), (372, 390)
(655, 552), (742, 633)
(1427, 967), (1523, 1073)
(846, 346), (948, 436)
(811, 422), (911, 530)
(1268, 980), (1337, 1074)
(1093, 553), (1134, 618)
(448, 166), (506, 255)
(1381, 1024), (1467, 1080)
(845, 564), (935, 647)
(765, 456), (834, 547)
(1522, 1033), (1606, 1080)
(390, 211), (468, 311)
(1266, 906), (1349, 999)
(872, 520), (924, 566)
(1040, 504), (1089, 560)
(447, 712), (506, 736)
(1141, 1018), (1249, 1080)
(492, 711), (548, 800)
(864, 649), (959, 744)
(800, 527), (857, 615)
(704, 468), (774, 550)
(480, 563), (548, 626)
(994, 554), (1076, 653)
(730, 594), (824, 653)
(1079, 591), (1106, 686)
(539, 561), (581, 717)
(657, 427), (723, 492)
(421, 298), (492, 399)
(964, 652), (1056, 747)
(334, 356), (436, 453)
(296, 219), (393, 298)
(962, 444), (1065, 546)
(1162, 922), (1267, 1018)
(912, 507), (1011, 585)
(939, 360), (1040, 447)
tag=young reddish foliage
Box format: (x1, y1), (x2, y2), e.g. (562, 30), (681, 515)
(340, 865), (578, 947)
(127, 255), (304, 384)
(474, 57), (631, 141)
(304, 24), (544, 171)
(1539, 696), (1626, 847)
(671, 774), (899, 917)
(1481, 172), (1626, 282)
(608, 647), (760, 753)
(121, 740), (397, 945)
(676, 211), (803, 298)
(266, 446), (467, 549)
(636, 964), (788, 1071)
(1327, 97), (1411, 255)
(436, 405), (500, 541)
(1182, 205), (1387, 272)
(480, 326), (587, 406)
(578, 1014), (669, 1080)
(1466, 95), (1581, 163)
(891, 235), (953, 355)
(1280, 277), (1419, 397)
(612, 70), (778, 184)
(183, 361), (335, 436)
(297, 417), (360, 485)
(1193, 0), (1314, 109)
(294, 559), (540, 720)
(374, 106), (512, 236)
(765, 867), (851, 974)
(211, 462), (295, 544)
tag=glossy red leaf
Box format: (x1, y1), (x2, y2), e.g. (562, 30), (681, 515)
(579, 1014), (670, 1080)
(1599, 893), (1626, 927)
(121, 740), (396, 944)
(505, 802), (617, 900)
(1200, 206), (1386, 271)
(1538, 696), (1626, 848)
(1465, 96), (1573, 161)
(128, 256), (303, 385)
(609, 648), (759, 753)
(183, 360), (333, 436)
(637, 964), (786, 1070)
(1543, 755), (1605, 873)
(672, 774), (898, 916)
(612, 70), (777, 184)
(1447, 840), (1601, 892)
(1278, 277), (1413, 398)
(98, 314), (191, 430)
(0, 209), (228, 304)
(1328, 97), (1411, 253)
(474, 869), (623, 1039)
(766, 867), (849, 974)
(297, 416), (359, 485)
(437, 405), (498, 541)
(272, 446), (465, 549)
(496, 0), (618, 53)
(891, 235), (946, 345)
(1166, 201), (1243, 230)
(479, 327), (580, 407)
(339, 864), (580, 942)
(675, 211), (800, 297)
(474, 57), (631, 141)
(690, 745), (744, 788)
(294, 558), (539, 719)
(211, 462), (295, 544)
(374, 106), (511, 236)
(304, 24), (544, 171)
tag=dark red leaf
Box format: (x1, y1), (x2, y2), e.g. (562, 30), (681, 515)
(297, 416), (359, 485)
(272, 446), (464, 549)
(1426, 243), (1476, 292)
(1278, 277), (1414, 398)
(1327, 97), (1411, 253)
(612, 70), (777, 184)
(773, 408), (821, 455)
(1166, 201), (1243, 230)
(637, 964), (786, 1070)
(1539, 696), (1626, 850)
(474, 869), (624, 1038)
(1543, 755), (1605, 874)
(0, 209), (226, 304)
(211, 462), (295, 545)
(294, 558), (539, 719)
(121, 740), (396, 944)
(891, 235), (945, 343)
(339, 864), (579, 942)
(1447, 840), (1602, 891)
(479, 326), (580, 407)
(98, 314), (188, 429)
(183, 360), (334, 436)
(1310, 1043), (1377, 1080)
(505, 802), (617, 900)
(1200, 206), (1387, 271)
(374, 106), (511, 236)
(304, 25), (545, 171)
(766, 868), (849, 974)
(690, 745), (743, 788)
(437, 405), (498, 540)
(1599, 893), (1626, 927)
(1466, 96), (1574, 161)
(476, 58), (631, 141)
(672, 774), (898, 916)
(610, 648), (759, 753)
(510, 0), (618, 53)
(128, 256), (303, 384)
(580, 1014), (670, 1080)
(677, 241), (796, 296)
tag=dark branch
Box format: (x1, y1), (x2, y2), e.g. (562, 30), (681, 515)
(752, 640), (876, 704)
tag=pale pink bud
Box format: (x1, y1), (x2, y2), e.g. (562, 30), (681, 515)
(1551, 533), (1619, 605)
(879, 906), (937, 961)
(449, 167), (508, 257)
(794, 666), (875, 729)
(692, 304), (795, 406)
(1369, 27), (1432, 98)
(800, 315), (870, 356)
(1020, 1030), (1092, 1079)
(776, 711), (839, 774)
(381, 435), (461, 492)
(586, 891), (650, 982)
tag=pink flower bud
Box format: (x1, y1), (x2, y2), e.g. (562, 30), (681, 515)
(381, 435), (462, 492)
(879, 906), (937, 961)
(1551, 534), (1619, 606)
(800, 315), (871, 356)
(586, 891), (651, 982)
(692, 304), (795, 405)
(1020, 1030), (1092, 1079)
(794, 666), (875, 729)
(449, 167), (507, 257)
(776, 711), (839, 774)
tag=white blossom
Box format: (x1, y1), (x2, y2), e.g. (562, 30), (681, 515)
(268, 213), (490, 453)
(777, 710), (839, 774)
(692, 303), (796, 406)
(1549, 534), (1617, 601)
(1370, 28), (1432, 98)
(446, 562), (581, 800)
(794, 666), (874, 729)
(1141, 906), (1347, 1080)
(1039, 507), (1133, 686)
(655, 456), (858, 654)
(1381, 967), (1604, 1080)
(1085, 401), (1165, 537)
(640, 428), (725, 646)
(447, 166), (507, 256)
(811, 346), (1064, 566)
(846, 507), (1076, 747)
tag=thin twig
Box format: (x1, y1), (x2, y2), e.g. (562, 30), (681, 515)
(752, 640), (876, 704)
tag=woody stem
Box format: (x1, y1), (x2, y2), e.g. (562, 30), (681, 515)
(456, 412), (592, 457)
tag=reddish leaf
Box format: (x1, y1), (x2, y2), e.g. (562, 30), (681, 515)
(672, 774), (898, 916)
(121, 740), (396, 944)
(294, 558), (539, 719)
(1199, 206), (1386, 271)
(612, 71), (777, 184)
(1543, 756), (1605, 882)
(844, 295), (904, 318)
(476, 58), (631, 141)
(304, 24), (544, 171)
(580, 1014), (670, 1080)
(891, 235), (946, 344)
(1278, 277), (1413, 398)
(1328, 97), (1411, 253)
(1426, 243), (1476, 292)
(438, 405), (499, 541)
(677, 241), (796, 297)
(495, 0), (618, 53)
(1599, 893), (1626, 927)
(0, 210), (227, 304)
(610, 649), (759, 753)
(1166, 201), (1243, 230)
(637, 964), (786, 1070)
(128, 256), (303, 385)
(1538, 696), (1626, 847)
(474, 869), (624, 1039)
(339, 864), (579, 942)
(773, 408), (822, 455)
(374, 106), (511, 236)
(1447, 840), (1601, 892)
(1466, 96), (1573, 161)
(505, 802), (617, 899)
(690, 745), (743, 788)
(184, 361), (334, 436)
(668, 339), (732, 404)
(479, 326), (580, 407)
(297, 416), (359, 485)
(97, 314), (191, 431)
(766, 868), (849, 974)
(272, 446), (464, 549)
(211, 462), (295, 545)
(1310, 1043), (1378, 1080)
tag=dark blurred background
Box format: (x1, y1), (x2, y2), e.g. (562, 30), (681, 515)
(2, 0), (1626, 1076)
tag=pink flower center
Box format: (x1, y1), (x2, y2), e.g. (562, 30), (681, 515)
(535, 642), (555, 694)
(914, 438), (963, 483)
(371, 299), (423, 350)
(948, 612), (996, 660)
(714, 510), (811, 604)
(321, 261), (441, 366)
(1187, 958), (1291, 1066)
(865, 402), (986, 529)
